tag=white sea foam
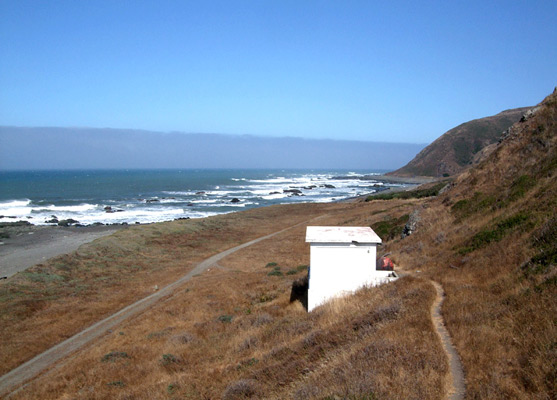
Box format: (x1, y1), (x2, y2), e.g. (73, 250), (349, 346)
(0, 199), (33, 217)
(0, 171), (393, 226)
(33, 203), (99, 213)
(260, 193), (288, 200)
(0, 199), (32, 208)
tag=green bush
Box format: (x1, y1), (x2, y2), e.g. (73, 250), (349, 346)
(451, 192), (496, 220)
(371, 214), (409, 241)
(524, 218), (557, 276)
(267, 268), (283, 276)
(218, 315), (233, 323)
(366, 182), (447, 202)
(508, 174), (537, 202)
(101, 351), (130, 362)
(458, 213), (530, 254)
(286, 269), (298, 275)
(107, 380), (125, 387)
(160, 353), (179, 365)
(21, 271), (66, 283)
(265, 262), (278, 268)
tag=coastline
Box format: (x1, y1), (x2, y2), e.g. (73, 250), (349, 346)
(0, 174), (434, 278)
(340, 174), (439, 202)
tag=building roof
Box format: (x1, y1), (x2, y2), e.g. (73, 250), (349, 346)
(305, 226), (382, 244)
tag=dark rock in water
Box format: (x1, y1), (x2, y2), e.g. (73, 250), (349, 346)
(401, 210), (421, 238)
(115, 209), (124, 212)
(269, 191), (281, 195)
(146, 199), (159, 203)
(58, 219), (79, 227)
(322, 184), (336, 189)
(303, 185), (317, 190)
(45, 217), (59, 224)
(0, 220), (32, 227)
(231, 198), (241, 203)
(104, 206), (112, 211)
(135, 222), (141, 224)
(284, 189), (302, 194)
(187, 203), (194, 207)
(196, 191), (206, 195)
(175, 217), (190, 220)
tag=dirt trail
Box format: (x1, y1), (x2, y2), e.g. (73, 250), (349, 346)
(0, 222), (306, 397)
(430, 280), (466, 400)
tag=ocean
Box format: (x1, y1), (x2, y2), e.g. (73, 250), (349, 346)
(0, 169), (399, 226)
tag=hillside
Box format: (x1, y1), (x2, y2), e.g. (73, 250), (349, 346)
(385, 87), (556, 398)
(389, 106), (531, 177)
(0, 90), (554, 399)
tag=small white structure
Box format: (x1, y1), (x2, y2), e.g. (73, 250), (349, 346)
(305, 226), (394, 311)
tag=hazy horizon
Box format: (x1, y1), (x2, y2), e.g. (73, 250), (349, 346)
(0, 126), (426, 171)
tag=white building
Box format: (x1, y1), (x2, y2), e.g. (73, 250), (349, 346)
(305, 226), (394, 311)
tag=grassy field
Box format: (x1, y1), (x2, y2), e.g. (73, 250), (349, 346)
(5, 198), (446, 399)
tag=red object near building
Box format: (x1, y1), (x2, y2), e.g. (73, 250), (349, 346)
(376, 256), (394, 271)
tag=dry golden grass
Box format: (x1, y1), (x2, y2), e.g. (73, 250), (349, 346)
(383, 91), (557, 399)
(0, 203), (336, 375)
(6, 199), (443, 399)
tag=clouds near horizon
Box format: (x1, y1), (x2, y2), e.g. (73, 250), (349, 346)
(0, 127), (425, 171)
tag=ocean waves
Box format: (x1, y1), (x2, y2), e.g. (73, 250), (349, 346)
(0, 170), (388, 226)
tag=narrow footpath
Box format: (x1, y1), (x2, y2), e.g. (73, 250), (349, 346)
(430, 280), (466, 400)
(0, 222), (305, 397)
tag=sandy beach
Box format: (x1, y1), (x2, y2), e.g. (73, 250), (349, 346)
(0, 224), (125, 278)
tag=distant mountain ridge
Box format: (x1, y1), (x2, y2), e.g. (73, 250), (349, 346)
(389, 106), (532, 177)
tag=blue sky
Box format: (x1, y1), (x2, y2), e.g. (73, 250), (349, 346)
(1, 1), (555, 143)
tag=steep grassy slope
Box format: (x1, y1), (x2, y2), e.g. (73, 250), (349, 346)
(390, 106), (531, 177)
(386, 88), (556, 399)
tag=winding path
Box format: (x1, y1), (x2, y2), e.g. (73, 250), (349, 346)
(0, 222), (304, 396)
(430, 280), (466, 400)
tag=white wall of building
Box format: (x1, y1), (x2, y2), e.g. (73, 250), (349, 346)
(308, 242), (378, 311)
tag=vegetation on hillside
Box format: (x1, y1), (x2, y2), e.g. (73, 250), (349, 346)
(365, 181), (448, 201)
(385, 88), (556, 399)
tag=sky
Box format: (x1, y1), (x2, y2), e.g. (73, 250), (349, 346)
(0, 1), (555, 143)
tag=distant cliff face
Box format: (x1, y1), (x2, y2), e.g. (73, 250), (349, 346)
(389, 106), (531, 177)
